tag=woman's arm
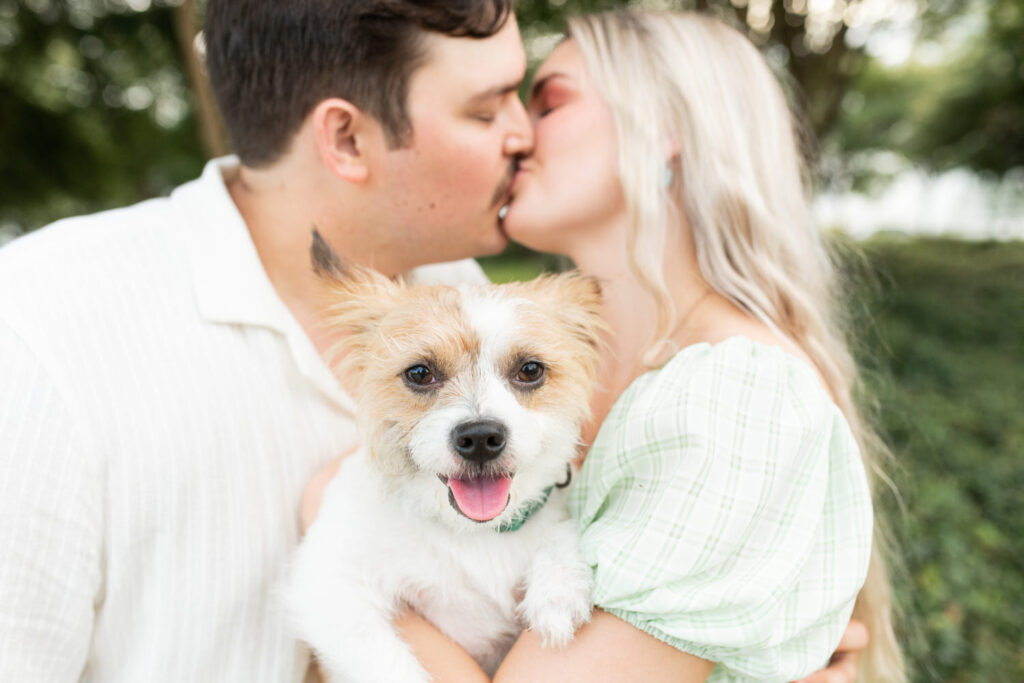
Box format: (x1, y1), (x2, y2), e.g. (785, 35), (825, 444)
(493, 609), (713, 683)
(392, 609), (712, 683)
(392, 610), (872, 683)
(394, 612), (490, 683)
(390, 608), (868, 683)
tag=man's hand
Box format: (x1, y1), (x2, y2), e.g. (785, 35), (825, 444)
(794, 618), (869, 683)
(300, 447), (357, 534)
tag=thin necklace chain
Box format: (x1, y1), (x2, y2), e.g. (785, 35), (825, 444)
(642, 286), (715, 369)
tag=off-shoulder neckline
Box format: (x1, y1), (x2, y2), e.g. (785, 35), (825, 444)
(651, 334), (831, 399)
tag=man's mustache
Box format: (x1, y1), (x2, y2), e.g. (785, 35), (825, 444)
(489, 160), (519, 209)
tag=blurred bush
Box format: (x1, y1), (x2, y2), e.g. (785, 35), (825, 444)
(857, 235), (1024, 683)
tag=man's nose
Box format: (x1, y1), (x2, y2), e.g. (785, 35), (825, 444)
(503, 97), (534, 157)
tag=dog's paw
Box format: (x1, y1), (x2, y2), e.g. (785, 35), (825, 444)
(518, 562), (593, 648)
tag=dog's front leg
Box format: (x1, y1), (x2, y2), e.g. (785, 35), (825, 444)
(289, 536), (432, 682)
(299, 587), (430, 682)
(517, 517), (594, 648)
(287, 484), (432, 682)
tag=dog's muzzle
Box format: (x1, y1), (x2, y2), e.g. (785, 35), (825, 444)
(441, 419), (512, 522)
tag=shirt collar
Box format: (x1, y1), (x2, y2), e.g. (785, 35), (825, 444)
(172, 156), (356, 415)
(173, 157), (292, 332)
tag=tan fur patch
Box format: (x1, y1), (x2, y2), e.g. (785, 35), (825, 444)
(495, 273), (605, 426)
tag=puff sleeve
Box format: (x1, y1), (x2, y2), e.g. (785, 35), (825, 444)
(568, 338), (873, 682)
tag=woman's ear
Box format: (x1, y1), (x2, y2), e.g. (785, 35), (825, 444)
(311, 98), (377, 183)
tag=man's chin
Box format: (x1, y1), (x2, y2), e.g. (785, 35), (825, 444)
(464, 216), (509, 258)
(411, 220), (509, 266)
(481, 228), (509, 256)
(416, 233), (506, 268)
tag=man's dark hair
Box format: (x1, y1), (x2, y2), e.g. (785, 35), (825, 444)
(204, 0), (513, 166)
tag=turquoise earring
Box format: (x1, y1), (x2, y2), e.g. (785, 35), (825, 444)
(662, 166), (674, 188)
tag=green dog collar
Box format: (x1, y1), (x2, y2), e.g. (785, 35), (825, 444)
(497, 465), (572, 533)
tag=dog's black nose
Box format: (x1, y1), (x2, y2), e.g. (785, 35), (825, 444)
(451, 420), (507, 463)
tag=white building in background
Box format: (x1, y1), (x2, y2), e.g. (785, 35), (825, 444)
(814, 166), (1024, 241)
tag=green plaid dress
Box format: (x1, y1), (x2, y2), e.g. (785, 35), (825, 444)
(569, 337), (872, 682)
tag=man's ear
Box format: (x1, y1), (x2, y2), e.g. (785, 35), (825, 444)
(311, 98), (376, 183)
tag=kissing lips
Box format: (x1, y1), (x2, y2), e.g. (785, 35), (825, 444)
(490, 160), (518, 210)
(438, 474), (512, 522)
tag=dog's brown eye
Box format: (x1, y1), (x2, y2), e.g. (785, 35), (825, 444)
(516, 361), (544, 383)
(405, 364), (434, 386)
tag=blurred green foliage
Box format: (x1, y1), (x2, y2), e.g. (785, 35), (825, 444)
(484, 236), (1024, 682)
(0, 0), (204, 229)
(858, 235), (1024, 683)
(834, 0), (1024, 175)
(476, 241), (563, 283)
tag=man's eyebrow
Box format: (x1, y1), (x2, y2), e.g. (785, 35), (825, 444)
(529, 72), (566, 101)
(467, 80), (523, 104)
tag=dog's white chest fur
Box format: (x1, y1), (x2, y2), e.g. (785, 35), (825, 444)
(287, 453), (592, 681)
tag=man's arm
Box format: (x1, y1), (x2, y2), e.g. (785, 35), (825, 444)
(0, 321), (102, 681)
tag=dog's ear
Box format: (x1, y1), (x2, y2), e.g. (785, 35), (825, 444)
(522, 271), (606, 352)
(309, 227), (402, 336)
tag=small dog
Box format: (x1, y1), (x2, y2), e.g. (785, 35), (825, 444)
(286, 233), (604, 682)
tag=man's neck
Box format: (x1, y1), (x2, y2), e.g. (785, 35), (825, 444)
(225, 163), (346, 356)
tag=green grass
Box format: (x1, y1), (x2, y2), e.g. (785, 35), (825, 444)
(479, 235), (1024, 682)
(477, 243), (565, 283)
(476, 257), (547, 283)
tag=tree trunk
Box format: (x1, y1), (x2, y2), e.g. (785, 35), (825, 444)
(172, 0), (229, 159)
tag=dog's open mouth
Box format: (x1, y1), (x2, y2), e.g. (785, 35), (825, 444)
(438, 474), (512, 522)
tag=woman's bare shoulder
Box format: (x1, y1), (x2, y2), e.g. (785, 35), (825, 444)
(687, 296), (826, 390)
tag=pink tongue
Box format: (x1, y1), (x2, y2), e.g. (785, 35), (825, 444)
(448, 474), (513, 521)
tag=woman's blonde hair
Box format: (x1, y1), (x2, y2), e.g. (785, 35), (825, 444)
(568, 10), (904, 682)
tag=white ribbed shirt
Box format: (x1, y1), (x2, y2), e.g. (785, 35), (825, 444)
(0, 158), (486, 682)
